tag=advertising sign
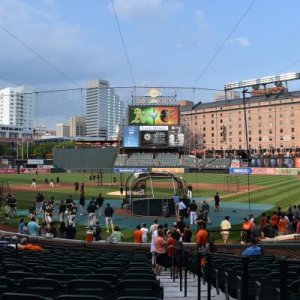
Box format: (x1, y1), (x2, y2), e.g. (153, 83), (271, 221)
(231, 159), (240, 168)
(128, 106), (179, 126)
(140, 130), (168, 148)
(27, 159), (44, 165)
(114, 168), (148, 173)
(249, 157), (294, 168)
(251, 168), (277, 175)
(123, 126), (139, 148)
(152, 167), (185, 174)
(229, 167), (252, 175)
(168, 126), (184, 147)
(0, 168), (17, 174)
(20, 168), (50, 174)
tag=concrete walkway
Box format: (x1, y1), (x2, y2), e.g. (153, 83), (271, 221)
(157, 268), (233, 300)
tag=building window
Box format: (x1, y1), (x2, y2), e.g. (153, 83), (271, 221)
(269, 129), (272, 134)
(291, 113), (295, 117)
(280, 129), (283, 133)
(258, 130), (261, 134)
(291, 128), (295, 132)
(259, 116), (261, 120)
(220, 119), (223, 123)
(211, 114), (214, 117)
(280, 114), (283, 118)
(211, 120), (214, 124)
(292, 135), (295, 140)
(211, 133), (214, 137)
(280, 136), (283, 141)
(259, 137), (262, 141)
(291, 120), (295, 125)
(211, 127), (214, 131)
(280, 121), (283, 125)
(203, 127), (206, 131)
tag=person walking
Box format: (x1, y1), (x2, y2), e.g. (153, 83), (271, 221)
(104, 203), (114, 233)
(214, 192), (221, 212)
(96, 193), (104, 218)
(188, 200), (198, 225)
(31, 177), (36, 189)
(220, 216), (231, 244)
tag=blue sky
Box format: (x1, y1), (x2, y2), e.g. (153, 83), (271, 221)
(0, 0), (300, 91)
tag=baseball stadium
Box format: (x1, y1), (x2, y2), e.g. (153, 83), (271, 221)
(1, 77), (300, 300)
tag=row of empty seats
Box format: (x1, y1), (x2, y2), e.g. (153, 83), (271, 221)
(0, 246), (163, 300)
(114, 153), (231, 169)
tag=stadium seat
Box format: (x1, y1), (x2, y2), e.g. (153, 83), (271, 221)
(84, 273), (118, 285)
(33, 266), (61, 274)
(1, 293), (52, 300)
(57, 296), (104, 300)
(288, 279), (300, 300)
(20, 278), (64, 298)
(67, 279), (115, 299)
(0, 277), (18, 294)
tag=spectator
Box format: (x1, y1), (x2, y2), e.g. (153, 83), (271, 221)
(176, 216), (186, 234)
(28, 217), (40, 236)
(18, 218), (25, 233)
(19, 238), (44, 252)
(214, 192), (221, 212)
(178, 199), (186, 218)
(196, 222), (209, 255)
(172, 193), (180, 217)
(241, 218), (253, 244)
(278, 216), (288, 235)
(21, 222), (29, 235)
(59, 221), (66, 238)
(93, 221), (102, 241)
(141, 223), (149, 243)
(262, 218), (276, 238)
(183, 224), (192, 242)
(133, 225), (143, 243)
(154, 229), (167, 276)
(79, 192), (85, 216)
(109, 226), (123, 242)
(188, 200), (198, 225)
(59, 200), (66, 223)
(96, 193), (104, 217)
(242, 238), (262, 256)
(39, 222), (48, 237)
(104, 203), (114, 233)
(48, 221), (57, 238)
(187, 185), (193, 198)
(150, 224), (162, 268)
(8, 195), (17, 218)
(66, 222), (76, 239)
(87, 199), (97, 227)
(220, 216), (231, 244)
(251, 220), (261, 239)
(74, 181), (79, 194)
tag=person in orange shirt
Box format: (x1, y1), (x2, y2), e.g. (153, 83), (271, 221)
(241, 218), (253, 244)
(154, 229), (167, 276)
(270, 212), (279, 227)
(133, 225), (143, 243)
(277, 216), (287, 235)
(18, 238), (44, 252)
(196, 223), (208, 249)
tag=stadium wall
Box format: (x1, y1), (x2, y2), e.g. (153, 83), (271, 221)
(53, 148), (118, 171)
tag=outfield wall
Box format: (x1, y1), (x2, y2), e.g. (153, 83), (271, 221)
(230, 167), (300, 176)
(53, 148), (118, 171)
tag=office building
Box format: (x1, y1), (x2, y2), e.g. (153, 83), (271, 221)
(85, 80), (125, 139)
(0, 86), (34, 131)
(181, 91), (300, 154)
(70, 116), (86, 137)
(56, 123), (70, 137)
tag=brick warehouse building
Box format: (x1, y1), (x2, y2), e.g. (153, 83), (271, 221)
(181, 90), (300, 155)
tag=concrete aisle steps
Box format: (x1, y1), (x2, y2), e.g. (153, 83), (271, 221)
(157, 268), (232, 300)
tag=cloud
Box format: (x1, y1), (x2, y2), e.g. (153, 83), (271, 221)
(0, 0), (111, 88)
(109, 0), (183, 24)
(226, 37), (252, 47)
(194, 9), (210, 40)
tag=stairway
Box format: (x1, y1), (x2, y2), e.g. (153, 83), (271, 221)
(157, 268), (230, 300)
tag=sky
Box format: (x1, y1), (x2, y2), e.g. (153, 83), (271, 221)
(0, 0), (300, 127)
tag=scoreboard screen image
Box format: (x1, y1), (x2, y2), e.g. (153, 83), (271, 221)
(128, 106), (179, 126)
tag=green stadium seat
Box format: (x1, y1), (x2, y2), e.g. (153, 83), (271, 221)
(1, 293), (52, 300)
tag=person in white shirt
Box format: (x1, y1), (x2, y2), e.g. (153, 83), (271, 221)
(141, 223), (149, 243)
(220, 216), (231, 244)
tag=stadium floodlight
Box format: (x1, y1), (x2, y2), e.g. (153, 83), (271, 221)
(224, 72), (300, 91)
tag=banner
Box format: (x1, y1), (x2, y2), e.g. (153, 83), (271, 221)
(20, 168), (50, 174)
(168, 126), (184, 147)
(114, 167), (148, 173)
(27, 159), (44, 165)
(251, 168), (277, 175)
(152, 167), (185, 174)
(0, 168), (17, 174)
(230, 159), (240, 168)
(229, 167), (252, 175)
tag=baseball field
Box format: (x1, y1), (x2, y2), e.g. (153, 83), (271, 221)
(0, 172), (299, 242)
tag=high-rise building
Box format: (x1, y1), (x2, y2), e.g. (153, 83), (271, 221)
(56, 123), (70, 137)
(85, 80), (125, 139)
(0, 86), (34, 131)
(70, 116), (86, 137)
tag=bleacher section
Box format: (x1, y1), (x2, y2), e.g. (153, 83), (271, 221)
(125, 153), (153, 167)
(114, 153), (231, 170)
(154, 153), (179, 167)
(0, 246), (163, 300)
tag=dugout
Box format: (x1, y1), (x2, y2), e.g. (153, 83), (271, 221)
(125, 172), (188, 216)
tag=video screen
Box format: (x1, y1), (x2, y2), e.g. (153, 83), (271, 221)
(140, 128), (168, 148)
(168, 126), (184, 147)
(128, 106), (179, 126)
(123, 126), (139, 148)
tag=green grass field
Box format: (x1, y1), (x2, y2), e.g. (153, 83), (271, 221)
(1, 172), (299, 242)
